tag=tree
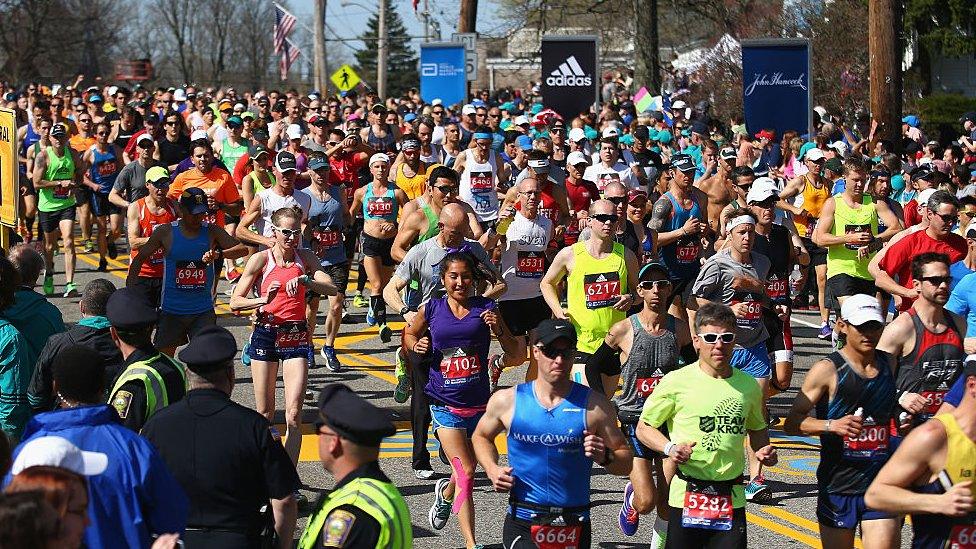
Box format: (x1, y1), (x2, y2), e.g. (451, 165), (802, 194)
(904, 0), (976, 95)
(354, 2), (418, 97)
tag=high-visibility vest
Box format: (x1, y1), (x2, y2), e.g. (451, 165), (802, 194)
(108, 353), (187, 422)
(298, 475), (412, 549)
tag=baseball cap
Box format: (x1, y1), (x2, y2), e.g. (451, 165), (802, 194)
(911, 163), (936, 181)
(308, 155), (330, 171)
(637, 261), (669, 282)
(369, 152), (390, 166)
(828, 141), (848, 156)
(533, 318), (577, 346)
(567, 151), (589, 167)
(690, 121), (708, 136)
(11, 436), (108, 477)
(755, 129), (775, 140)
(286, 124), (302, 140)
(824, 157), (843, 174)
(50, 123), (68, 138)
(568, 127), (587, 142)
(633, 126), (650, 141)
(89, 94), (103, 103)
(136, 133), (154, 146)
(960, 112), (976, 125)
(516, 135), (533, 151)
(190, 129), (209, 142)
(627, 188), (648, 203)
(528, 158), (550, 173)
(179, 188), (209, 215)
(840, 294), (884, 326)
(670, 153), (696, 172)
(461, 104), (477, 116)
(370, 103), (388, 114)
(173, 89), (187, 102)
(902, 115), (920, 128)
(248, 143), (269, 158)
(672, 100), (687, 110)
(514, 115), (529, 126)
(275, 151), (298, 172)
(602, 127), (620, 138)
(226, 116), (243, 128)
(746, 177), (779, 204)
(217, 99), (233, 111)
(917, 188), (938, 208)
(720, 146), (737, 161)
(145, 166), (170, 186)
(805, 148), (826, 162)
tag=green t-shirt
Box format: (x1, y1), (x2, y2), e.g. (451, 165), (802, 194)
(639, 362), (765, 508)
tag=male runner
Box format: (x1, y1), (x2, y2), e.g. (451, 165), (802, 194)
(82, 121), (125, 272)
(637, 302), (777, 548)
(32, 122), (81, 297)
(785, 294), (900, 548)
(583, 136), (640, 195)
(715, 166), (757, 237)
(454, 125), (510, 230)
(696, 147), (741, 234)
(563, 152), (601, 246)
(168, 141), (243, 231)
(391, 136), (427, 201)
(473, 318), (633, 549)
(234, 151), (312, 249)
(126, 167), (179, 308)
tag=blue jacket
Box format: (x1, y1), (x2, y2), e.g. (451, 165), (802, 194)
(7, 405), (188, 548)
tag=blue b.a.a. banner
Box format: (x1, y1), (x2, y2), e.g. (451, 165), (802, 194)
(741, 39), (811, 139)
(420, 43), (466, 107)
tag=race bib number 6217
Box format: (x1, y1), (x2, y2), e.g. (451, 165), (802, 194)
(583, 272), (620, 309)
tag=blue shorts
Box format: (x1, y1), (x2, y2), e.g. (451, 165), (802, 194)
(817, 492), (893, 529)
(430, 405), (483, 437)
(731, 342), (772, 378)
(249, 321), (311, 362)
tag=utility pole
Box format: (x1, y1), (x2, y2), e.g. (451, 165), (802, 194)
(868, 0), (902, 153)
(377, 0), (388, 98)
(458, 0), (477, 33)
(632, 0), (660, 92)
(313, 0), (328, 93)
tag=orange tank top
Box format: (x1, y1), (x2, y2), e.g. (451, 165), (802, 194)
(133, 198), (178, 278)
(796, 175), (830, 237)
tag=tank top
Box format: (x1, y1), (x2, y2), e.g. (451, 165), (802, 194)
(88, 146), (120, 194)
(419, 144), (443, 165)
(815, 350), (897, 494)
(498, 212), (553, 302)
(20, 123), (40, 159)
(508, 382), (591, 512)
(615, 315), (678, 422)
(423, 296), (494, 408)
(362, 183), (399, 222)
(219, 137), (250, 171)
(39, 145), (77, 212)
(133, 199), (178, 279)
(394, 162), (427, 201)
(304, 186), (347, 267)
(826, 194), (878, 280)
(161, 222), (214, 315)
(259, 249), (307, 323)
(416, 197), (439, 243)
(255, 188), (311, 238)
(659, 192), (704, 280)
(753, 224), (792, 304)
(896, 309), (965, 421)
(366, 126), (397, 154)
(566, 242), (629, 354)
(795, 175), (830, 237)
(158, 135), (191, 168)
(114, 122), (137, 150)
(910, 414), (976, 549)
(459, 149), (499, 222)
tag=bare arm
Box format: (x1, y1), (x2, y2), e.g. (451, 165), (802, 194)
(127, 227), (168, 285)
(784, 359), (834, 436)
(473, 389), (516, 492)
(210, 225), (248, 260)
(874, 200), (903, 243)
(382, 275), (411, 320)
(126, 202), (149, 250)
(540, 247), (572, 319)
(868, 243), (913, 299)
(300, 250), (339, 297)
(587, 392), (633, 476)
(811, 197), (847, 248)
(234, 197), (273, 248)
(230, 253), (270, 311)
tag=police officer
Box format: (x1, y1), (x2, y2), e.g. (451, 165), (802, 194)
(298, 384), (412, 549)
(106, 287), (187, 431)
(142, 326), (300, 549)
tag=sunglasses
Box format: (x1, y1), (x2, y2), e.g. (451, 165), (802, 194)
(96, 131), (109, 136)
(605, 196), (627, 205)
(164, 120), (178, 126)
(736, 184), (752, 191)
(918, 275), (951, 286)
(550, 128), (565, 134)
(273, 226), (300, 238)
(434, 185), (458, 194)
(591, 213), (619, 224)
(936, 213), (959, 224)
(638, 280), (672, 290)
(488, 114), (502, 119)
(698, 332), (736, 344)
(432, 110), (444, 115)
(536, 344), (574, 360)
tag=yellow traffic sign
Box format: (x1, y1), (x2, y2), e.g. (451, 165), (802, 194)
(0, 108), (18, 229)
(331, 64), (361, 92)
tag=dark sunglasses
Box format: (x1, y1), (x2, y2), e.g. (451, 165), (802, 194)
(432, 110), (444, 115)
(936, 213), (959, 224)
(434, 185), (458, 194)
(591, 213), (619, 224)
(164, 120), (178, 126)
(699, 332), (736, 344)
(96, 131), (109, 136)
(536, 344), (574, 360)
(736, 184), (752, 191)
(638, 280), (671, 290)
(605, 196), (627, 205)
(550, 128), (565, 134)
(488, 114), (502, 119)
(918, 275), (951, 286)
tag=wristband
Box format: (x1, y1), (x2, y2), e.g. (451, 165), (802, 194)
(298, 274), (309, 285)
(824, 419), (832, 435)
(663, 441), (676, 457)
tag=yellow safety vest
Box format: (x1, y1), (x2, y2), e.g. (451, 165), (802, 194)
(298, 476), (411, 549)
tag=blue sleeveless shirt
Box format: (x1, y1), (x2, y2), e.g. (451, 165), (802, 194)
(161, 223), (214, 315)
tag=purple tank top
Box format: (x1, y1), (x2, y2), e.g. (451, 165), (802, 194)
(424, 295), (494, 408)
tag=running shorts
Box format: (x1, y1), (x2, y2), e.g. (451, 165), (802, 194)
(430, 405), (483, 437)
(824, 274), (877, 312)
(249, 321), (311, 362)
(361, 233), (395, 266)
(667, 505), (747, 549)
(762, 308), (794, 364)
(38, 206), (77, 234)
(620, 421), (656, 459)
(89, 190), (121, 217)
(817, 492), (893, 530)
(502, 512), (592, 549)
(307, 262), (350, 300)
(730, 341), (772, 378)
(129, 276), (163, 309)
(155, 310), (217, 349)
(497, 296), (551, 336)
(801, 236), (828, 267)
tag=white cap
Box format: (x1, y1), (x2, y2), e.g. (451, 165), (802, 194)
(233, 102), (246, 112)
(828, 141), (847, 156)
(568, 127), (587, 142)
(173, 89), (187, 102)
(746, 177), (779, 204)
(567, 151), (589, 166)
(461, 104), (477, 115)
(107, 85), (118, 97)
(286, 124), (303, 140)
(135, 133), (154, 146)
(840, 294), (884, 325)
(190, 129), (209, 142)
(917, 188), (937, 209)
(672, 100), (687, 110)
(11, 436), (108, 477)
(514, 115), (529, 126)
(602, 127), (620, 138)
(369, 152), (390, 166)
(431, 98), (443, 106)
(51, 84), (61, 95)
(805, 148), (825, 162)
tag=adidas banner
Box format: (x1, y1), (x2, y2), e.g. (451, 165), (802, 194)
(420, 42), (467, 107)
(741, 39), (812, 139)
(541, 36), (599, 119)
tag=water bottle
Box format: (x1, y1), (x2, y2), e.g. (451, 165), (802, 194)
(789, 265), (802, 297)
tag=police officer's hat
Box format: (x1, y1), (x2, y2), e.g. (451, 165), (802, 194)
(178, 325), (238, 373)
(105, 288), (158, 330)
(316, 384), (396, 447)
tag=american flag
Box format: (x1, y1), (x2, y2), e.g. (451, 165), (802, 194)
(274, 4), (297, 55)
(279, 38), (301, 80)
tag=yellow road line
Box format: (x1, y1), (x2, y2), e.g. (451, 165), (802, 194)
(746, 512), (822, 548)
(760, 507), (864, 549)
(764, 465), (817, 478)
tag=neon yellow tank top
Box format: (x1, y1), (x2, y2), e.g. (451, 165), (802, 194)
(826, 194), (878, 280)
(566, 241), (628, 354)
(395, 162), (427, 201)
(935, 414), (976, 499)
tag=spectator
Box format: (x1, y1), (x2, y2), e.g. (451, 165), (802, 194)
(27, 279), (123, 413)
(9, 345), (187, 548)
(1, 244), (65, 374)
(0, 255), (31, 440)
(0, 491), (61, 549)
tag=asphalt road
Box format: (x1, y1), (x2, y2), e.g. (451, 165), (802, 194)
(47, 242), (914, 548)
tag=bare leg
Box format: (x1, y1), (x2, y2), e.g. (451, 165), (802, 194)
(60, 219), (76, 283)
(251, 359), (281, 424)
(281, 357), (309, 465)
(436, 428), (479, 548)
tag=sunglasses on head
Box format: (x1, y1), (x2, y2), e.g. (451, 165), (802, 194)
(273, 226), (300, 238)
(535, 344), (574, 360)
(698, 332), (736, 344)
(591, 213), (619, 224)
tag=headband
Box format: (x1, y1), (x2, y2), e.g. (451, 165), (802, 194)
(726, 214), (757, 232)
(473, 132), (492, 140)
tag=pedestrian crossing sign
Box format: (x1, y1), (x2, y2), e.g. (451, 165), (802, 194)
(331, 64), (361, 92)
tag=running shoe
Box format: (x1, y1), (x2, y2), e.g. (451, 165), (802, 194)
(378, 323), (392, 342)
(618, 481), (639, 536)
(413, 468), (435, 480)
(393, 352), (411, 403)
(107, 241), (118, 260)
(43, 276), (54, 296)
(241, 342), (252, 367)
(744, 475), (772, 504)
(82, 239), (94, 253)
(428, 477), (453, 531)
(365, 310), (377, 327)
(293, 490), (308, 507)
(488, 354), (504, 393)
(62, 282), (78, 298)
(352, 293), (368, 308)
(320, 346), (341, 372)
(817, 322), (831, 340)
(97, 257), (108, 272)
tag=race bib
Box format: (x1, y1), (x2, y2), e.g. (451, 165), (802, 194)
(312, 228), (342, 257)
(949, 524), (976, 548)
(766, 275), (788, 301)
(597, 172), (621, 193)
(682, 480), (733, 531)
(530, 524), (582, 549)
(146, 222), (165, 265)
(516, 250), (545, 278)
(275, 321), (309, 349)
(439, 346), (482, 385)
(843, 423), (889, 460)
(731, 293), (762, 329)
(174, 260), (207, 290)
(845, 223), (872, 250)
(97, 160), (117, 177)
(563, 225), (580, 245)
(202, 210), (219, 226)
(366, 196), (394, 217)
(635, 375), (663, 398)
(583, 272), (620, 310)
(52, 184), (71, 199)
(676, 239), (700, 263)
(920, 390), (947, 415)
(469, 171), (493, 192)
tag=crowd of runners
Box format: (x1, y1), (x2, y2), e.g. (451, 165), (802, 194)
(0, 78), (974, 549)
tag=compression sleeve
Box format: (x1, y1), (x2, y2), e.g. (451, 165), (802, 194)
(584, 342), (621, 392)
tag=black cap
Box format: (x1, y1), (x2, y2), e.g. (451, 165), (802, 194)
(316, 384), (396, 447)
(106, 288), (158, 330)
(960, 112), (976, 125)
(248, 142), (269, 158)
(910, 163), (936, 181)
(371, 103), (387, 114)
(638, 261), (669, 282)
(307, 155), (330, 171)
(178, 325), (237, 373)
(633, 126), (650, 141)
(532, 318), (577, 346)
(549, 118), (566, 130)
(179, 187), (209, 215)
(50, 123), (68, 138)
(824, 157), (843, 174)
(963, 355), (976, 381)
(690, 121), (708, 135)
(670, 153), (696, 172)
(275, 151), (297, 172)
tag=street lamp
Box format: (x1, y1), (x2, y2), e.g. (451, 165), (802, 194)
(342, 0), (387, 98)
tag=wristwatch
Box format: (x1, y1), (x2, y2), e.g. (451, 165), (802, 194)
(399, 306), (410, 316)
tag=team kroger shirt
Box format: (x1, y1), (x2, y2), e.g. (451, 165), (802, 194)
(878, 230), (967, 311)
(640, 363), (765, 509)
